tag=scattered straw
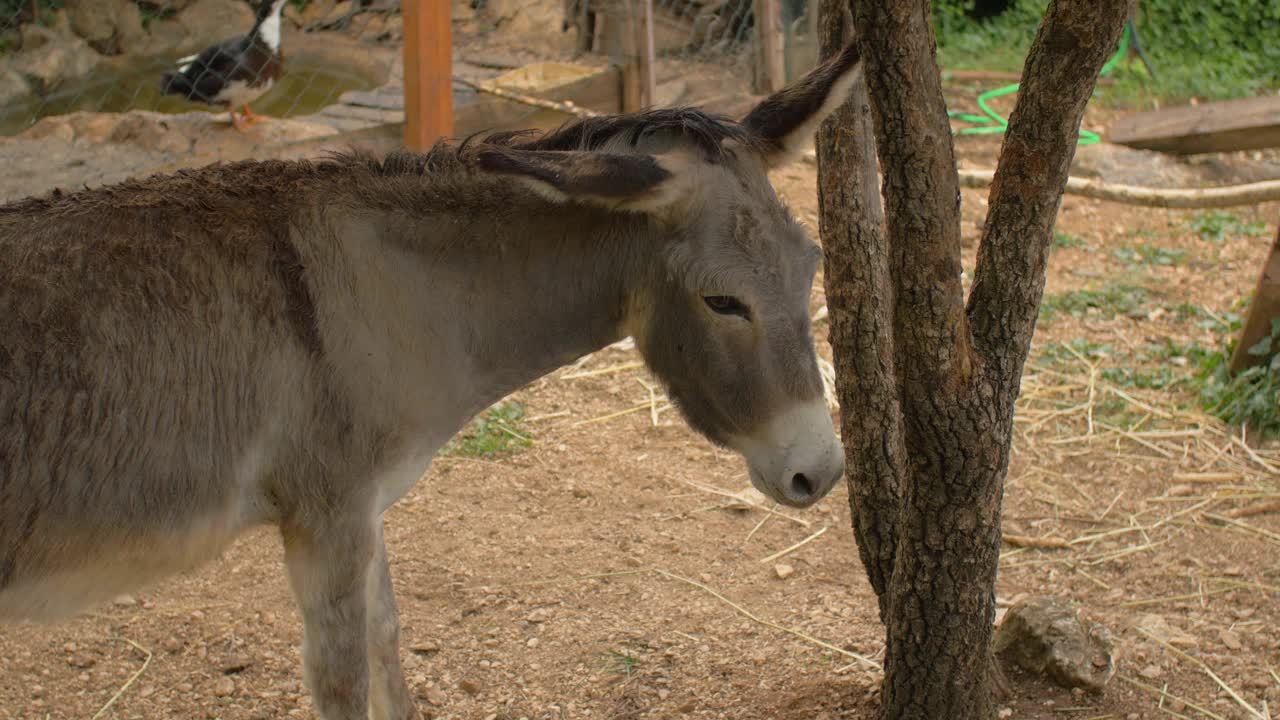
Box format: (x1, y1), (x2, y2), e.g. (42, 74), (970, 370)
(759, 527), (829, 564)
(572, 401), (672, 428)
(90, 637), (152, 720)
(1225, 500), (1280, 518)
(1137, 627), (1268, 720)
(678, 480), (811, 527)
(652, 568), (881, 671)
(561, 361), (644, 380)
(1205, 513), (1280, 547)
(1002, 533), (1071, 550)
(743, 504), (778, 545)
(1117, 675), (1226, 720)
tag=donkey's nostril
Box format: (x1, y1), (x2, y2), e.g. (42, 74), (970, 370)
(789, 472), (815, 500)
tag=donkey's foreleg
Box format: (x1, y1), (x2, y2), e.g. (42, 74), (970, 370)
(283, 518), (375, 720)
(366, 520), (420, 720)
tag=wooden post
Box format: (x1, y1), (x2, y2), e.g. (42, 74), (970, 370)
(753, 0), (785, 93)
(611, 0), (644, 112)
(1229, 224), (1280, 373)
(642, 0), (657, 107)
(403, 0), (453, 151)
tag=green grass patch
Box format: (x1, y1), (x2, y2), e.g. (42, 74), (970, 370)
(1186, 211), (1269, 244)
(1035, 338), (1114, 366)
(1052, 230), (1087, 250)
(445, 401), (532, 457)
(1100, 366), (1185, 391)
(1112, 244), (1187, 268)
(1041, 283), (1152, 320)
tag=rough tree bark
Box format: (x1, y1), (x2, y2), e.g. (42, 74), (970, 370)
(816, 1), (1132, 718)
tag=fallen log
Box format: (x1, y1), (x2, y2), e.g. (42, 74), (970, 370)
(801, 150), (1280, 209)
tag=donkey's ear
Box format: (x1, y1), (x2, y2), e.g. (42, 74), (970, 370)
(475, 148), (690, 212)
(740, 43), (862, 168)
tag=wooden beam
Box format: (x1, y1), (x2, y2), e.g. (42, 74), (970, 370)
(1229, 224), (1280, 373)
(642, 0), (656, 107)
(403, 0), (453, 151)
(754, 0), (785, 93)
(597, 1), (645, 112)
(1108, 94), (1280, 156)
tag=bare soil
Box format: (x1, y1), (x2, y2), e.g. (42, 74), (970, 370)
(2, 5), (1280, 720)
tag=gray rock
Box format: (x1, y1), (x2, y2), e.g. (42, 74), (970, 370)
(993, 595), (1116, 693)
(175, 0), (257, 54)
(10, 31), (101, 93)
(0, 68), (31, 106)
(65, 0), (146, 55)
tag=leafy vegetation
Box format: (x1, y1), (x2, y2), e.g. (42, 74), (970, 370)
(1186, 211), (1269, 244)
(1193, 318), (1280, 438)
(932, 0), (1280, 104)
(445, 401), (532, 457)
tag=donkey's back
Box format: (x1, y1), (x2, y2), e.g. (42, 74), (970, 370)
(0, 171), (327, 618)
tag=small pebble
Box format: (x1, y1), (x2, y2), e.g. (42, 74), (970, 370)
(214, 676), (235, 697)
(424, 686), (446, 706)
(1220, 630), (1243, 651)
(525, 608), (551, 623)
(112, 594), (137, 607)
(774, 563), (795, 580)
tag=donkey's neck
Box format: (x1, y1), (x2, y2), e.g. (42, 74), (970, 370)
(309, 200), (648, 450)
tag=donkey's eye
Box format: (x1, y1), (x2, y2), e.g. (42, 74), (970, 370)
(703, 295), (751, 320)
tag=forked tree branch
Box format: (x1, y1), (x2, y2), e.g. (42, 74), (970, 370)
(966, 0), (1134, 391)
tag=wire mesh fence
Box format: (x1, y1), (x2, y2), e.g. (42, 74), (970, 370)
(553, 0), (819, 116)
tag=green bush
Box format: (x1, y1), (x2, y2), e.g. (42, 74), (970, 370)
(1195, 319), (1280, 438)
(932, 0), (1280, 103)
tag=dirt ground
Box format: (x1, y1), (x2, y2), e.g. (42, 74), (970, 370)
(3, 5), (1280, 720)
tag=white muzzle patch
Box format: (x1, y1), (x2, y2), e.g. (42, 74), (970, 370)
(731, 399), (844, 508)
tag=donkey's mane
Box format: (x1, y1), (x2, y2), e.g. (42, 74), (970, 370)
(342, 107), (757, 177)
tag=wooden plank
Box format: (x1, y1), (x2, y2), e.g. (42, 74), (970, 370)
(403, 0), (453, 151)
(754, 0), (785, 93)
(1229, 224), (1280, 373)
(1108, 95), (1280, 156)
(453, 66), (623, 137)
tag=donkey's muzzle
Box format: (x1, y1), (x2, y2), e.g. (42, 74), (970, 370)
(736, 400), (844, 508)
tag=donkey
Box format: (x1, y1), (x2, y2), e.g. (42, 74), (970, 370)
(0, 43), (861, 719)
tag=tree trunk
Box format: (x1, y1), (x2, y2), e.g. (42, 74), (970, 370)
(816, 1), (1132, 718)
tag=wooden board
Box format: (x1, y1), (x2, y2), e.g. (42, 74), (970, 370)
(1229, 224), (1280, 373)
(1108, 95), (1280, 156)
(453, 65), (623, 137)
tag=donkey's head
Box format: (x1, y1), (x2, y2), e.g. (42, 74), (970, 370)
(476, 45), (861, 507)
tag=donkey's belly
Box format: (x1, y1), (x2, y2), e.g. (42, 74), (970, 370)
(0, 512), (257, 621)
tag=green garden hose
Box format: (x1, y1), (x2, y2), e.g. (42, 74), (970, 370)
(947, 23), (1132, 145)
